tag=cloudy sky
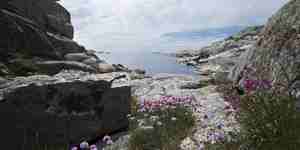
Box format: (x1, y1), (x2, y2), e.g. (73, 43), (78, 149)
(59, 0), (289, 52)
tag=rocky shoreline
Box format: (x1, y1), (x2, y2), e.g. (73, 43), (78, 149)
(1, 0), (300, 149)
(100, 26), (265, 150)
(175, 26), (263, 79)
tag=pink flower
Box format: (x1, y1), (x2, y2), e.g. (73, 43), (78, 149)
(106, 139), (114, 145)
(71, 147), (78, 150)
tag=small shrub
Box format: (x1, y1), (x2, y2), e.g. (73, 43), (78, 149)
(130, 96), (139, 114)
(238, 89), (300, 150)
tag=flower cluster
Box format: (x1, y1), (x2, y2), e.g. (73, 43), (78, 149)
(207, 132), (226, 144)
(138, 95), (195, 112)
(240, 66), (272, 92)
(243, 79), (272, 92)
(70, 135), (114, 150)
(71, 141), (98, 150)
(128, 95), (196, 149)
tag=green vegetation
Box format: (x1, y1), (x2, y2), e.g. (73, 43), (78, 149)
(128, 96), (196, 150)
(238, 90), (300, 150)
(212, 66), (300, 150)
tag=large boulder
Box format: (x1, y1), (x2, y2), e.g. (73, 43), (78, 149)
(98, 63), (116, 73)
(0, 71), (130, 149)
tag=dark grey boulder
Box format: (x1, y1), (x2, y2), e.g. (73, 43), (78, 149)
(0, 71), (130, 149)
(113, 64), (131, 72)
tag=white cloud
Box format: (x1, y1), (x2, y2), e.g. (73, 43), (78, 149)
(59, 0), (289, 52)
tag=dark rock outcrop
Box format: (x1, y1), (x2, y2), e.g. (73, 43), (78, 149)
(9, 0), (74, 39)
(0, 9), (61, 59)
(0, 0), (99, 76)
(0, 71), (130, 149)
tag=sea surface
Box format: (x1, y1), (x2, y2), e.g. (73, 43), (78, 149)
(94, 26), (247, 75)
(97, 51), (196, 75)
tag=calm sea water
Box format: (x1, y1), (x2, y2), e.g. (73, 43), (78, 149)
(97, 51), (196, 75)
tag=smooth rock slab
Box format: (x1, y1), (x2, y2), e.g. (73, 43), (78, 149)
(36, 61), (97, 75)
(0, 71), (130, 149)
(64, 53), (91, 62)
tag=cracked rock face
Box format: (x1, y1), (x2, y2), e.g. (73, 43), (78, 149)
(231, 0), (300, 98)
(0, 70), (130, 149)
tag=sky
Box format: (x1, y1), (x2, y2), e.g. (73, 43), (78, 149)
(59, 0), (289, 52)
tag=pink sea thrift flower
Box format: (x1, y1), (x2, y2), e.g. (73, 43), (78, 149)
(71, 146), (78, 150)
(106, 139), (114, 145)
